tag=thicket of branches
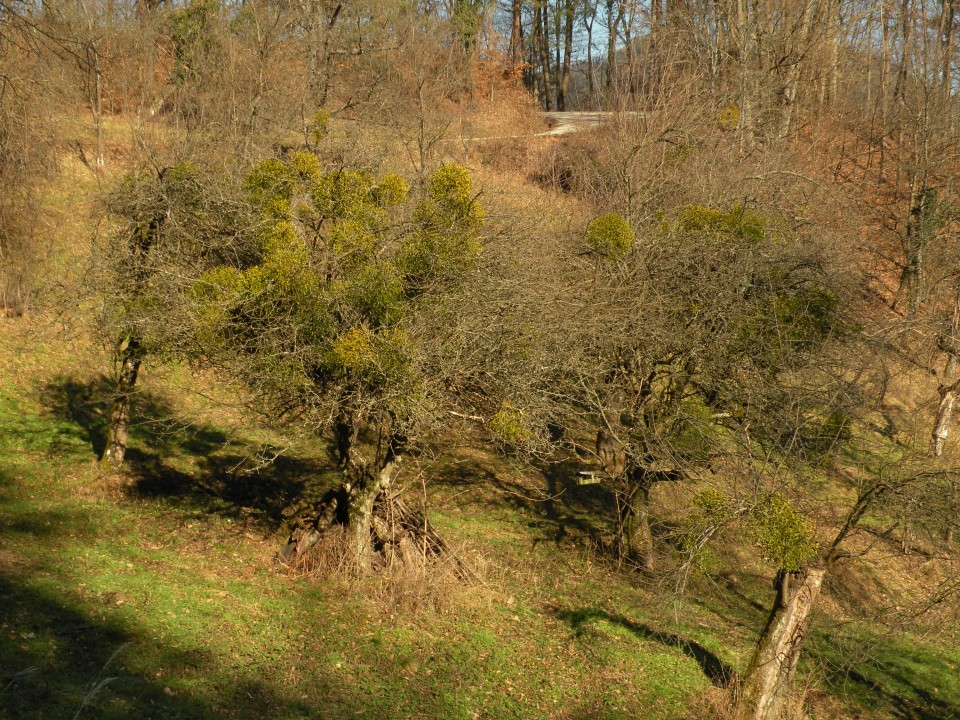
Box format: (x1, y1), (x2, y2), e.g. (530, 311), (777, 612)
(7, 1), (960, 719)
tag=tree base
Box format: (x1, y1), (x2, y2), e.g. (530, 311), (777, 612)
(279, 487), (466, 578)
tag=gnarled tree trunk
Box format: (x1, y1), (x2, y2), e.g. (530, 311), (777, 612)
(102, 337), (142, 467)
(619, 473), (654, 572)
(598, 429), (660, 572)
(735, 564), (826, 720)
(345, 455), (400, 569)
(279, 411), (460, 575)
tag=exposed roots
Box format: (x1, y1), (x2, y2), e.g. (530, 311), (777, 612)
(279, 487), (475, 588)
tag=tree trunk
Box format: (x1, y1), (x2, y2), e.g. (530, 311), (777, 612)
(346, 457), (400, 568)
(279, 415), (462, 575)
(535, 5), (555, 110)
(880, 0), (891, 133)
(711, 0), (728, 81)
(939, 0), (955, 100)
(86, 41), (105, 173)
(308, 2), (343, 108)
(930, 377), (957, 458)
(821, 0), (840, 107)
(930, 285), (960, 457)
(557, 0), (575, 111)
(585, 9), (595, 106)
(735, 0), (755, 150)
(510, 0), (523, 69)
(735, 565), (826, 720)
(102, 338), (142, 467)
(776, 0), (817, 139)
(623, 1), (635, 97)
(334, 413), (404, 568)
(606, 0), (621, 105)
(894, 168), (928, 316)
(892, 0), (912, 106)
(619, 472), (654, 572)
(651, 0), (662, 31)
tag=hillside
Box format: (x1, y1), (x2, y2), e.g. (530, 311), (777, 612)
(5, 2), (960, 719)
(1, 295), (959, 720)
(0, 118), (955, 719)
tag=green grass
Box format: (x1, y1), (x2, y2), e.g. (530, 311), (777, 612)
(0, 325), (959, 720)
(0, 340), (720, 720)
(805, 625), (960, 720)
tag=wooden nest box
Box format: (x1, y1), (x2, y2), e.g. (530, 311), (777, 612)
(576, 471), (603, 486)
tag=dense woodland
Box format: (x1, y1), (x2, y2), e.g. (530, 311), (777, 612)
(3, 1), (960, 719)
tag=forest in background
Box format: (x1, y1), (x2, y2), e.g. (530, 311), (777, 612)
(3, 2), (960, 719)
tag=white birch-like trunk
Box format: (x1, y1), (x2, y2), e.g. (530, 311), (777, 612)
(930, 286), (960, 457)
(735, 565), (826, 720)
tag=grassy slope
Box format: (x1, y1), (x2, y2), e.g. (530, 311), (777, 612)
(0, 321), (721, 720)
(2, 318), (959, 720)
(1, 117), (959, 720)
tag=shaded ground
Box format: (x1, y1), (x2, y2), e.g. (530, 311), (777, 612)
(40, 375), (337, 529)
(553, 605), (736, 687)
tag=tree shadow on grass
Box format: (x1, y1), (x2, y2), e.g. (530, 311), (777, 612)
(552, 605), (736, 688)
(439, 453), (684, 572)
(123, 446), (337, 529)
(1, 562), (435, 720)
(0, 465), (320, 720)
(39, 375), (185, 462)
(0, 472), (517, 720)
(0, 573), (217, 720)
(813, 630), (960, 720)
(439, 453), (620, 549)
(39, 375), (337, 531)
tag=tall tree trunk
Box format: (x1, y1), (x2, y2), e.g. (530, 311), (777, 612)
(892, 0), (912, 106)
(308, 2), (343, 108)
(605, 0), (621, 105)
(536, 4), (555, 110)
(510, 0), (523, 69)
(735, 565), (826, 720)
(735, 0), (755, 149)
(712, 0), (729, 81)
(102, 337), (142, 467)
(585, 9), (595, 106)
(557, 0), (575, 110)
(821, 0), (841, 107)
(552, 0), (562, 106)
(931, 285), (960, 457)
(938, 0), (955, 101)
(651, 0), (663, 30)
(776, 0), (818, 139)
(623, 0), (636, 97)
(85, 41), (105, 173)
(893, 164), (928, 316)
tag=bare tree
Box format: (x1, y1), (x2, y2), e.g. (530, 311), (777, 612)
(0, 0), (60, 315)
(96, 162), (257, 466)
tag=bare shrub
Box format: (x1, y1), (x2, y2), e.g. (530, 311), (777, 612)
(286, 496), (483, 614)
(287, 525), (359, 578)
